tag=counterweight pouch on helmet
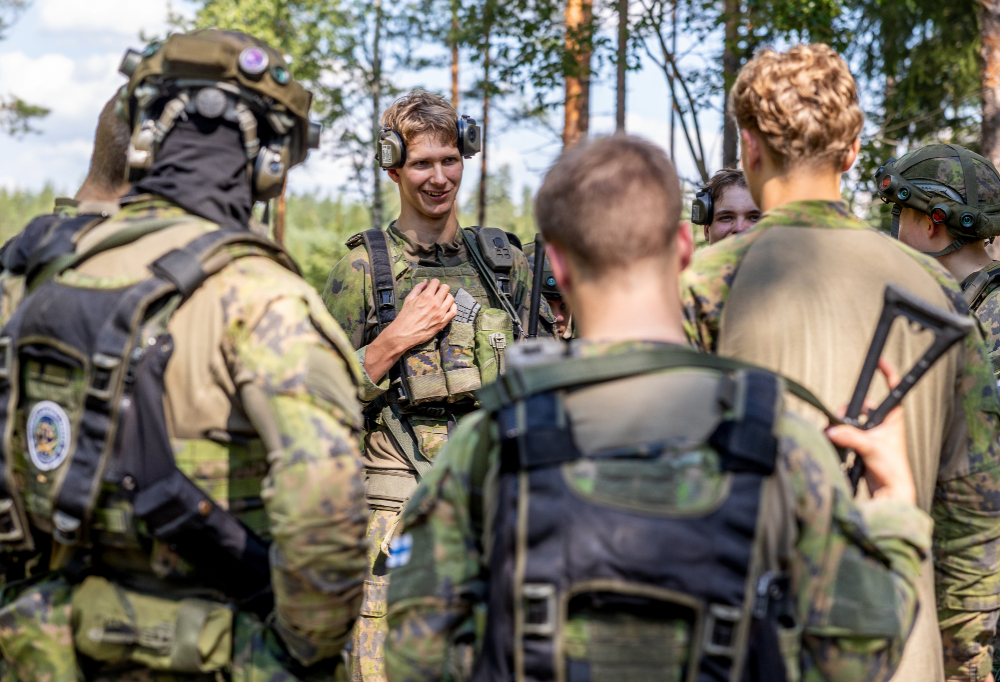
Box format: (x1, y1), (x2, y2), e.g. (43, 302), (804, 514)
(474, 354), (791, 682)
(71, 575), (233, 673)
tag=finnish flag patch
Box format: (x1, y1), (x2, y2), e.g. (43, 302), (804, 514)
(386, 532), (413, 568)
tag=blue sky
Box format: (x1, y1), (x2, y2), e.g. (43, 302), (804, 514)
(0, 0), (722, 201)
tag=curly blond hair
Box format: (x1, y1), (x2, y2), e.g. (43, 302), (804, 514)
(729, 44), (863, 168)
(381, 88), (458, 147)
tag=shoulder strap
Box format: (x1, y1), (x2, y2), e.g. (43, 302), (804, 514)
(477, 347), (838, 424)
(360, 229), (398, 333)
(23, 214), (107, 286)
(963, 266), (1000, 308)
(709, 370), (781, 475)
(460, 228), (524, 337)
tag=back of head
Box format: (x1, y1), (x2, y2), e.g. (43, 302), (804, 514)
(535, 135), (681, 279)
(730, 44), (863, 169)
(75, 88), (131, 202)
(382, 89), (458, 148)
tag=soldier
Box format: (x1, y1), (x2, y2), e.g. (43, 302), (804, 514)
(681, 44), (1000, 682)
(322, 89), (553, 681)
(0, 29), (368, 680)
(691, 167), (762, 244)
(383, 134), (931, 682)
(523, 240), (572, 337)
(873, 144), (1000, 379)
(0, 88), (132, 326)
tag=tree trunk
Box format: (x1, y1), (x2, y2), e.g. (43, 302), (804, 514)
(372, 0), (384, 229)
(981, 0), (1000, 167)
(616, 0), (627, 132)
(721, 0), (740, 168)
(563, 0), (592, 149)
(478, 26), (490, 227)
(451, 7), (460, 108)
(669, 0), (676, 161)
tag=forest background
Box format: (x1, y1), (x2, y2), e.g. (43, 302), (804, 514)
(0, 0), (993, 292)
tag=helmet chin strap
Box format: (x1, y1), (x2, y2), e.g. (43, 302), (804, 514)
(890, 204), (901, 239)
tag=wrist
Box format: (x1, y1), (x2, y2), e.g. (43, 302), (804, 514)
(872, 481), (916, 506)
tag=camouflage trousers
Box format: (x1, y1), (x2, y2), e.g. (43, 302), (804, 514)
(349, 509), (402, 682)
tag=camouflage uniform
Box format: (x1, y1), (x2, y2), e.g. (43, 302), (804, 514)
(681, 200), (1000, 681)
(323, 223), (552, 682)
(383, 340), (933, 682)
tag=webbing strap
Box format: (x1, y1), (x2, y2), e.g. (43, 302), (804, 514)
(960, 147), (981, 209)
(923, 236), (971, 258)
(380, 405), (432, 476)
(360, 229), (398, 332)
(709, 370), (780, 475)
(22, 215), (104, 283)
(477, 347), (838, 424)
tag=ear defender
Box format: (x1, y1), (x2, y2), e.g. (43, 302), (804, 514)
(375, 115), (484, 171)
(691, 189), (714, 226)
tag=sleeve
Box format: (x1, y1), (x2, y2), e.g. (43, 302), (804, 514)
(773, 414), (932, 682)
(932, 326), (1000, 681)
(323, 247), (391, 402)
(225, 266), (370, 667)
(383, 411), (495, 682)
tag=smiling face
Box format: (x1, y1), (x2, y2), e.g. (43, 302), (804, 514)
(706, 183), (761, 243)
(388, 132), (463, 220)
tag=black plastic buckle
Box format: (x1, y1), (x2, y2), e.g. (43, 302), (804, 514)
(522, 583), (557, 636)
(0, 337), (12, 380)
(497, 275), (511, 297)
(88, 353), (121, 401)
(702, 603), (742, 658)
(0, 498), (25, 542)
(377, 287), (395, 309)
(52, 509), (82, 545)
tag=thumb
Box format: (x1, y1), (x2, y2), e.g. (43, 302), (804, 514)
(825, 424), (870, 453)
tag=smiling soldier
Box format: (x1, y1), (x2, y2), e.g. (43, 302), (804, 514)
(323, 89), (554, 682)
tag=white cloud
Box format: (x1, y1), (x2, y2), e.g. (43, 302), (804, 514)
(36, 0), (172, 37)
(0, 50), (125, 123)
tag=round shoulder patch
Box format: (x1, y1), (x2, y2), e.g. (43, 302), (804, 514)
(27, 401), (72, 472)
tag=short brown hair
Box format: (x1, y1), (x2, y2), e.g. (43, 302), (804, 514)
(703, 168), (747, 205)
(729, 44), (863, 168)
(535, 135), (681, 278)
(381, 88), (458, 148)
(82, 89), (131, 194)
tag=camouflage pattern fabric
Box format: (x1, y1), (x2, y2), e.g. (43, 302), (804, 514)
(681, 200), (1000, 680)
(963, 260), (1000, 380)
(0, 196), (369, 678)
(894, 146), (1000, 205)
(382, 341), (933, 682)
(349, 510), (398, 682)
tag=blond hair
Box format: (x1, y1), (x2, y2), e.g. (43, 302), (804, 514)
(381, 88), (458, 148)
(730, 44), (863, 168)
(535, 135), (681, 279)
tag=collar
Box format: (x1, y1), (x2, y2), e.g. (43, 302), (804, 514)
(569, 339), (689, 358)
(758, 200), (866, 231)
(388, 221), (467, 266)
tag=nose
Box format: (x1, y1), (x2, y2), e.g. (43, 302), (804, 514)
(429, 163), (447, 185)
(734, 217), (754, 234)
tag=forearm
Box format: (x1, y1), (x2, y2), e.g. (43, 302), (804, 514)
(365, 325), (411, 384)
(264, 395), (369, 666)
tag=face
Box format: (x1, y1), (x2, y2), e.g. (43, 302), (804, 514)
(387, 132), (463, 220)
(705, 184), (761, 243)
(546, 296), (572, 337)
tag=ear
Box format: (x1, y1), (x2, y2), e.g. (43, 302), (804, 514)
(703, 223), (710, 243)
(387, 168), (401, 184)
(678, 221), (694, 271)
(841, 138), (861, 173)
(927, 212), (948, 240)
(546, 243), (573, 297)
(740, 129), (761, 172)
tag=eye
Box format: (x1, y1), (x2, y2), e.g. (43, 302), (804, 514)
(749, 213), (761, 222)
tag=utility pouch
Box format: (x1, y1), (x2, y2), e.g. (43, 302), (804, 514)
(474, 308), (514, 384)
(71, 575), (232, 673)
(401, 339), (449, 404)
(442, 321), (480, 400)
(0, 574), (77, 682)
(408, 415), (451, 461)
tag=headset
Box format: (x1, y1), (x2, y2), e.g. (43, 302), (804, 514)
(376, 115), (482, 170)
(690, 189), (714, 226)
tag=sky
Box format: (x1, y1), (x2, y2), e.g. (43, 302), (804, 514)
(0, 0), (723, 202)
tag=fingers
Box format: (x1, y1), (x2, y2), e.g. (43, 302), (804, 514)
(877, 357), (902, 389)
(405, 280), (428, 299)
(825, 423), (869, 453)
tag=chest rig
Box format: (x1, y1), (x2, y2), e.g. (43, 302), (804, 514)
(0, 220), (297, 611)
(471, 345), (829, 682)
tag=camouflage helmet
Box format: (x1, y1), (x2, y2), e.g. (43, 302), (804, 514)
(875, 143), (1000, 256)
(523, 240), (560, 298)
(117, 29), (321, 201)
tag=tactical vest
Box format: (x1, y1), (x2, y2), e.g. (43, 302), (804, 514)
(0, 220), (298, 613)
(470, 345), (837, 682)
(961, 262), (1000, 378)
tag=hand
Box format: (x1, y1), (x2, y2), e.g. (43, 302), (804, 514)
(364, 279), (457, 384)
(825, 358), (916, 505)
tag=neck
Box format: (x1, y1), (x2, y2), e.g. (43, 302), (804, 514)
(75, 180), (128, 203)
(759, 164), (843, 212)
(395, 200), (459, 246)
(939, 241), (995, 282)
(570, 261), (687, 344)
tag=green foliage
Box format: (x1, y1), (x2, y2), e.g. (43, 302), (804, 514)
(0, 96), (49, 137)
(0, 184), (57, 244)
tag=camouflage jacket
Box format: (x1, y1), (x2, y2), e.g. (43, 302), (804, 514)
(383, 341), (933, 682)
(961, 260), (1000, 379)
(681, 200), (1000, 680)
(322, 222), (553, 471)
(0, 196), (368, 680)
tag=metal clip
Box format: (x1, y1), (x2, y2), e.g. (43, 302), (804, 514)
(490, 332), (507, 375)
(702, 603), (742, 658)
(0, 337), (12, 380)
(522, 583), (557, 636)
(52, 509), (82, 545)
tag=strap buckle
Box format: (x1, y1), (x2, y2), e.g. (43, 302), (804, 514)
(702, 603), (742, 658)
(87, 353), (121, 401)
(522, 583), (557, 636)
(52, 509), (82, 545)
(377, 287), (395, 309)
(0, 498), (25, 542)
(0, 337), (12, 380)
